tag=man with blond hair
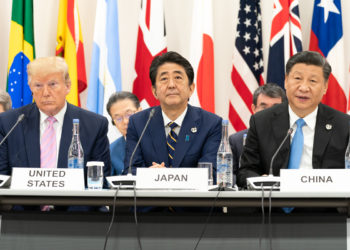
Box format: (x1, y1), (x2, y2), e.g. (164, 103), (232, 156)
(0, 57), (110, 178)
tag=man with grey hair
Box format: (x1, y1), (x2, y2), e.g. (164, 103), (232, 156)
(229, 83), (286, 180)
(0, 91), (12, 112)
(237, 51), (350, 188)
(0, 57), (110, 181)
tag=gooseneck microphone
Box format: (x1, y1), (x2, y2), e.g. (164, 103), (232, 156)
(128, 108), (155, 175)
(269, 128), (293, 176)
(0, 114), (25, 147)
(106, 109), (155, 189)
(246, 127), (293, 190)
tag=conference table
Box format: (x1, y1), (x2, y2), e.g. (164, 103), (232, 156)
(0, 188), (348, 250)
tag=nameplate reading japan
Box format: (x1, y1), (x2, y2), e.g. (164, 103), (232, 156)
(136, 168), (208, 190)
(280, 169), (350, 192)
(11, 168), (85, 190)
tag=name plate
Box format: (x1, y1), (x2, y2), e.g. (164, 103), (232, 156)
(280, 169), (350, 192)
(11, 168), (85, 190)
(136, 168), (208, 190)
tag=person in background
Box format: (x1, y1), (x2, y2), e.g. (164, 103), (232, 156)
(237, 51), (350, 188)
(0, 90), (12, 112)
(0, 56), (110, 179)
(107, 91), (141, 175)
(229, 83), (286, 179)
(123, 51), (222, 176)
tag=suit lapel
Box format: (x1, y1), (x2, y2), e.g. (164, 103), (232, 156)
(173, 105), (199, 168)
(23, 104), (41, 167)
(58, 104), (73, 168)
(149, 107), (169, 166)
(312, 104), (333, 168)
(271, 103), (291, 172)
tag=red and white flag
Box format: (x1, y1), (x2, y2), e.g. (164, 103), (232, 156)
(189, 0), (215, 113)
(309, 0), (346, 112)
(229, 0), (264, 132)
(133, 0), (167, 108)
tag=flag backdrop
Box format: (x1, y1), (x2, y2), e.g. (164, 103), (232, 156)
(309, 0), (346, 112)
(7, 0), (35, 109)
(132, 0), (167, 108)
(87, 0), (122, 141)
(266, 0), (302, 88)
(229, 0), (264, 132)
(189, 0), (215, 113)
(56, 0), (87, 107)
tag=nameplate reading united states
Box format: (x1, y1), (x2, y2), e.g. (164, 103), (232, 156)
(280, 169), (350, 192)
(11, 168), (85, 190)
(136, 168), (208, 190)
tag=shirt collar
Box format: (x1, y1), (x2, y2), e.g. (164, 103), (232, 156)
(162, 106), (188, 128)
(40, 102), (67, 125)
(288, 105), (318, 130)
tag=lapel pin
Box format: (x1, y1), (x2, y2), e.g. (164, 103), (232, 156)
(191, 127), (197, 133)
(185, 135), (190, 142)
(325, 124), (332, 130)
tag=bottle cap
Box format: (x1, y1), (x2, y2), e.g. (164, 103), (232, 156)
(222, 119), (228, 125)
(73, 119), (80, 123)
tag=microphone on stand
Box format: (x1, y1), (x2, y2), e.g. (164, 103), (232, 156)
(0, 114), (25, 147)
(107, 109), (155, 189)
(0, 114), (25, 187)
(246, 128), (293, 190)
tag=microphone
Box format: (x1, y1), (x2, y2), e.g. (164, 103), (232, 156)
(269, 128), (293, 176)
(246, 128), (293, 190)
(0, 114), (25, 188)
(128, 108), (155, 175)
(0, 114), (25, 147)
(107, 109), (155, 189)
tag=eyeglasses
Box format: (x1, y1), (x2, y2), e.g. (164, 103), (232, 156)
(113, 111), (135, 124)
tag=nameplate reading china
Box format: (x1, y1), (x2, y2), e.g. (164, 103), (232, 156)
(280, 169), (350, 192)
(136, 168), (207, 190)
(11, 168), (85, 190)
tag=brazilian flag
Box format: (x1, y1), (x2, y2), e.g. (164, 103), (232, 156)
(7, 0), (35, 108)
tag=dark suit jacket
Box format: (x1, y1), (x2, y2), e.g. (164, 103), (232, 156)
(0, 103), (111, 178)
(110, 136), (125, 175)
(229, 129), (248, 175)
(237, 102), (350, 187)
(123, 105), (222, 177)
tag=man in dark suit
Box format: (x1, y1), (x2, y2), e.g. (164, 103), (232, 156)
(106, 91), (141, 175)
(237, 51), (350, 188)
(123, 51), (222, 176)
(0, 57), (110, 179)
(229, 84), (286, 180)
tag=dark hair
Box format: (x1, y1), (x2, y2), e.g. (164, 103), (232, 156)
(106, 91), (140, 125)
(149, 51), (194, 87)
(252, 83), (287, 106)
(286, 51), (331, 81)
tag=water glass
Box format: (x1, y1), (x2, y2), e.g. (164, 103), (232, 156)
(87, 161), (104, 190)
(198, 162), (213, 186)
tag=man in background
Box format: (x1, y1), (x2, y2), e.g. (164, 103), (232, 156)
(107, 91), (141, 175)
(229, 83), (286, 178)
(0, 90), (12, 113)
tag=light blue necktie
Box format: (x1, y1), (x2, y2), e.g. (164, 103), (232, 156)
(288, 118), (306, 169)
(283, 118), (306, 214)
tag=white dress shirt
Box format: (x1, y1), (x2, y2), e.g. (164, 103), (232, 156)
(162, 107), (188, 137)
(288, 105), (318, 170)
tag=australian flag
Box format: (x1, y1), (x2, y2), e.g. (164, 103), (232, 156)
(267, 0), (302, 89)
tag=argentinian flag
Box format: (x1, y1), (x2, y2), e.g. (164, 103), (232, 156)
(87, 0), (122, 142)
